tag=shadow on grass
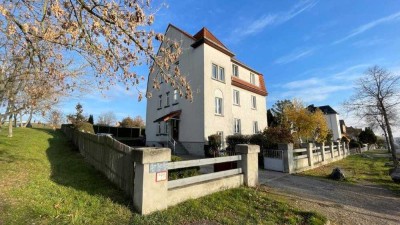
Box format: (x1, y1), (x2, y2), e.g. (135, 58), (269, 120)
(43, 128), (133, 210)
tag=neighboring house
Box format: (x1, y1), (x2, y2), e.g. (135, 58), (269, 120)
(346, 126), (362, 140)
(307, 105), (342, 141)
(146, 24), (268, 156)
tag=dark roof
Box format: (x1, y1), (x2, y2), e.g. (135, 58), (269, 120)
(307, 104), (338, 114)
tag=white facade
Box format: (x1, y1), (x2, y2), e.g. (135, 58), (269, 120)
(325, 114), (342, 141)
(146, 25), (268, 156)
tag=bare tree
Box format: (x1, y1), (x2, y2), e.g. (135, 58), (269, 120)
(344, 66), (400, 165)
(46, 110), (63, 130)
(97, 112), (117, 126)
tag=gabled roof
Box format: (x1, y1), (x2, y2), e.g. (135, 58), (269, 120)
(307, 104), (338, 114)
(193, 27), (229, 50)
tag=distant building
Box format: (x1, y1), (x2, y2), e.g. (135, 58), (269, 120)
(146, 24), (268, 156)
(345, 126), (362, 140)
(307, 104), (342, 141)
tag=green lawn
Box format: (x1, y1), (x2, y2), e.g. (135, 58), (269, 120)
(301, 150), (400, 193)
(0, 128), (326, 225)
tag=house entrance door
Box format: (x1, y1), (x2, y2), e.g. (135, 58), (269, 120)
(172, 119), (179, 141)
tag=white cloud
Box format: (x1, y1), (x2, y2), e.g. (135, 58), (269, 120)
(352, 38), (385, 47)
(274, 48), (314, 65)
(230, 0), (317, 42)
(333, 11), (400, 44)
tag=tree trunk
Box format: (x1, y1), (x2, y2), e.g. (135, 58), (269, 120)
(381, 106), (398, 166)
(24, 109), (34, 127)
(8, 115), (13, 138)
(381, 125), (391, 152)
(20, 113), (23, 128)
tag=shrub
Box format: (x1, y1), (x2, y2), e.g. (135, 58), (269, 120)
(249, 133), (268, 148)
(169, 155), (200, 180)
(74, 122), (95, 134)
(349, 139), (361, 148)
(263, 127), (293, 149)
(208, 134), (221, 150)
(226, 134), (250, 152)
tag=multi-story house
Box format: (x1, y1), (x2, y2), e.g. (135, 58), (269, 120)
(307, 104), (342, 141)
(146, 24), (268, 156)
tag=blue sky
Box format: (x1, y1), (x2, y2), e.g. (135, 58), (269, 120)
(58, 0), (400, 132)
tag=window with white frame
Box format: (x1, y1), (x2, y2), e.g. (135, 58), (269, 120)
(234, 118), (241, 134)
(250, 73), (255, 85)
(215, 97), (223, 115)
(212, 64), (225, 82)
(251, 95), (257, 109)
(232, 64), (239, 77)
(212, 64), (218, 79)
(233, 90), (240, 105)
(253, 121), (259, 134)
(173, 89), (179, 102)
(158, 95), (162, 109)
(166, 92), (170, 106)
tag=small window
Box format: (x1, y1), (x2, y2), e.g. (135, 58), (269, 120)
(219, 67), (225, 81)
(234, 118), (241, 134)
(158, 123), (161, 134)
(232, 64), (239, 77)
(250, 73), (255, 85)
(166, 92), (170, 106)
(173, 90), (179, 102)
(251, 96), (257, 109)
(158, 95), (162, 108)
(165, 122), (168, 133)
(215, 97), (223, 115)
(212, 64), (218, 79)
(233, 90), (240, 105)
(158, 74), (163, 84)
(253, 121), (259, 134)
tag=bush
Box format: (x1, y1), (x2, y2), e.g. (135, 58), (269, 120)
(208, 134), (222, 151)
(74, 122), (95, 134)
(226, 134), (250, 152)
(349, 139), (361, 148)
(249, 133), (268, 148)
(263, 127), (293, 149)
(169, 155), (200, 180)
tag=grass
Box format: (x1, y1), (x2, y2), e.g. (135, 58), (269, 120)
(301, 150), (400, 193)
(0, 128), (326, 225)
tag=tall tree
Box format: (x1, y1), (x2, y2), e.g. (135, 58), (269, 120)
(46, 110), (63, 130)
(270, 99), (293, 127)
(88, 114), (94, 125)
(97, 111), (116, 126)
(358, 127), (377, 150)
(344, 66), (399, 165)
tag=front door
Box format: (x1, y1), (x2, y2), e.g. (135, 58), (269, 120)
(172, 119), (179, 141)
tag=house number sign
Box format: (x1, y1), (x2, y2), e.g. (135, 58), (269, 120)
(149, 162), (168, 173)
(156, 171), (167, 182)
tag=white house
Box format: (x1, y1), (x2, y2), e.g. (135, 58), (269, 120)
(146, 24), (268, 156)
(307, 105), (342, 141)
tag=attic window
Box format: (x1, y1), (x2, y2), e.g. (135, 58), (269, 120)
(232, 64), (239, 77)
(250, 73), (255, 85)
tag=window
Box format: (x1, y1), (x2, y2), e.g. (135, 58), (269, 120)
(173, 89), (179, 102)
(234, 118), (241, 134)
(158, 95), (162, 109)
(215, 97), (223, 115)
(233, 90), (240, 105)
(212, 64), (218, 79)
(251, 96), (257, 109)
(158, 74), (163, 84)
(166, 92), (170, 106)
(165, 122), (168, 134)
(250, 73), (255, 85)
(212, 64), (225, 82)
(232, 64), (239, 77)
(158, 123), (161, 134)
(219, 67), (225, 81)
(253, 121), (259, 134)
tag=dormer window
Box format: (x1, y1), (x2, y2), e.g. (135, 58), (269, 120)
(250, 73), (255, 85)
(232, 64), (239, 77)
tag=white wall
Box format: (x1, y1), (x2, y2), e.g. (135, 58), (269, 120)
(325, 114), (342, 140)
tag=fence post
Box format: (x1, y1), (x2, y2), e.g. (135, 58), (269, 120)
(132, 147), (171, 215)
(330, 142), (334, 159)
(336, 142), (341, 157)
(235, 144), (260, 187)
(320, 143), (325, 162)
(279, 143), (294, 173)
(342, 141), (346, 156)
(306, 143), (313, 167)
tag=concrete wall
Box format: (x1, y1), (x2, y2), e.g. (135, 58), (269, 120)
(62, 125), (135, 196)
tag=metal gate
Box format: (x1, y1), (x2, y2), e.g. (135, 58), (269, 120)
(263, 149), (284, 172)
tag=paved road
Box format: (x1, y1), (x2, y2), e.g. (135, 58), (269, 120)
(259, 170), (400, 225)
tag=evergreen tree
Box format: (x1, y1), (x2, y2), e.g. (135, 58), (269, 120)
(88, 115), (94, 124)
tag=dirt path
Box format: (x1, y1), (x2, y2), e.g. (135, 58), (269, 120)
(259, 170), (400, 225)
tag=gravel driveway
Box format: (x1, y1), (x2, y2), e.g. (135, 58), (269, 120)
(259, 170), (400, 225)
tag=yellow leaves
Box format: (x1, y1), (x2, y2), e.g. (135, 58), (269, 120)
(283, 100), (329, 143)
